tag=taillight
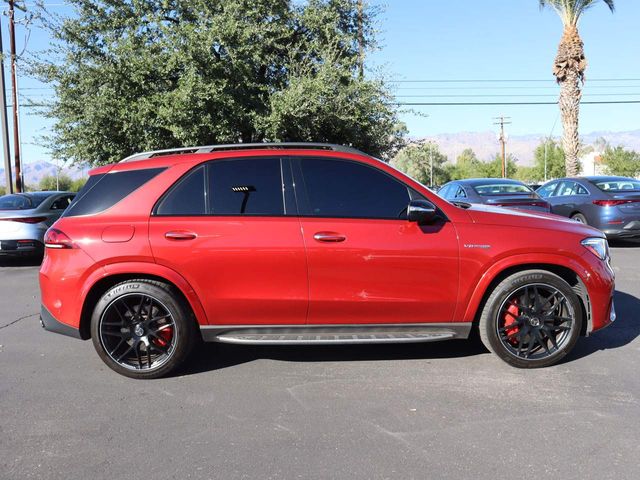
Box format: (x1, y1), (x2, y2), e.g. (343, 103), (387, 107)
(44, 228), (76, 249)
(0, 216), (47, 224)
(593, 199), (640, 207)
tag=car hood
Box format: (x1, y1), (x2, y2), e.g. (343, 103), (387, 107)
(464, 203), (604, 238)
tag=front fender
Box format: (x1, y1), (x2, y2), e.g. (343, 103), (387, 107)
(461, 252), (592, 323)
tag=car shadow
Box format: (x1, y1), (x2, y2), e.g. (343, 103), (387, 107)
(179, 335), (488, 377)
(178, 289), (640, 376)
(562, 289), (640, 364)
(609, 239), (640, 248)
(0, 255), (43, 267)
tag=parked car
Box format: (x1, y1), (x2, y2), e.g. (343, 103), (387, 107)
(438, 178), (550, 212)
(0, 191), (76, 257)
(536, 176), (640, 240)
(39, 143), (615, 379)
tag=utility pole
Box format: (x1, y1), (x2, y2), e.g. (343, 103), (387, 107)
(7, 0), (24, 192)
(429, 142), (434, 187)
(0, 14), (12, 194)
(493, 116), (511, 178)
(357, 0), (364, 78)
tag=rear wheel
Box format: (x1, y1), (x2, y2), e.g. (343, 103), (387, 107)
(571, 213), (587, 224)
(90, 279), (197, 379)
(479, 270), (582, 368)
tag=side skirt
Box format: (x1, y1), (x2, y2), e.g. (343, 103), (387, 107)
(200, 323), (472, 346)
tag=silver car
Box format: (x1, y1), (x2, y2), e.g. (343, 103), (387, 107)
(0, 191), (75, 257)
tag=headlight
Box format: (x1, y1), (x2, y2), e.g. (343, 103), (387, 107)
(581, 237), (609, 261)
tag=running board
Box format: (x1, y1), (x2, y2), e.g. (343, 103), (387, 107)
(200, 323), (471, 345)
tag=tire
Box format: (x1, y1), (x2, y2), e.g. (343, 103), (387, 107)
(90, 279), (197, 379)
(571, 213), (588, 225)
(478, 270), (582, 368)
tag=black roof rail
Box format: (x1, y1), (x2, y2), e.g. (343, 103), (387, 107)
(120, 142), (367, 163)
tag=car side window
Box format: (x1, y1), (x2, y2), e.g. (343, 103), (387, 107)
(454, 186), (467, 199)
(51, 195), (74, 210)
(208, 157), (284, 216)
(537, 182), (558, 198)
(575, 184), (589, 195)
(557, 181), (579, 196)
(438, 184), (452, 199)
(296, 157), (411, 219)
(156, 166), (206, 215)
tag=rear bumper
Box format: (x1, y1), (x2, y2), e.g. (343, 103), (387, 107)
(0, 240), (44, 256)
(602, 228), (640, 239)
(40, 304), (83, 339)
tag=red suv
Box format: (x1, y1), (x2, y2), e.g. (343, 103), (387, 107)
(39, 143), (616, 378)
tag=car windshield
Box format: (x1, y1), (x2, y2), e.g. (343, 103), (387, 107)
(473, 183), (532, 196)
(593, 179), (640, 192)
(0, 194), (36, 210)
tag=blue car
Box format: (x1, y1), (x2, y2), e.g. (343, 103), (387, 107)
(536, 176), (640, 240)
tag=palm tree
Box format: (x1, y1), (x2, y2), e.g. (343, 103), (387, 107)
(539, 0), (614, 176)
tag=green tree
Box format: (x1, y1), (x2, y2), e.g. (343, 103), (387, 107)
(32, 0), (404, 166)
(601, 146), (640, 177)
(392, 143), (450, 187)
(0, 185), (5, 196)
(533, 139), (566, 180)
(70, 178), (88, 192)
(447, 148), (485, 180)
(539, 0), (615, 176)
(481, 154), (518, 178)
(39, 174), (73, 191)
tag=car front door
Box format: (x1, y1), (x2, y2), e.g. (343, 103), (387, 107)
(293, 156), (459, 325)
(149, 157), (308, 326)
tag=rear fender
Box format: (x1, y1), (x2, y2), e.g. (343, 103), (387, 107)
(82, 262), (209, 326)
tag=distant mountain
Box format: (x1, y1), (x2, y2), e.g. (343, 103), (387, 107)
(410, 129), (640, 166)
(0, 161), (88, 188)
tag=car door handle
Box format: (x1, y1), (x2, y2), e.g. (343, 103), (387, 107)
(313, 232), (346, 243)
(165, 231), (197, 241)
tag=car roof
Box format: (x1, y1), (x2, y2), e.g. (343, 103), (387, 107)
(455, 178), (526, 186)
(89, 144), (377, 176)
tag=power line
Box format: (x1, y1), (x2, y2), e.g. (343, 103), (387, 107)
(389, 78), (640, 83)
(396, 100), (640, 106)
(394, 93), (640, 98)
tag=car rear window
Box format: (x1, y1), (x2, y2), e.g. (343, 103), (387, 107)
(0, 194), (34, 210)
(63, 168), (165, 217)
(593, 179), (640, 192)
(473, 183), (532, 195)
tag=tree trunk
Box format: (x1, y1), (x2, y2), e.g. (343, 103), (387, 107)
(554, 26), (586, 177)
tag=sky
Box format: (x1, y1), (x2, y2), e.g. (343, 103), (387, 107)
(5, 0), (640, 164)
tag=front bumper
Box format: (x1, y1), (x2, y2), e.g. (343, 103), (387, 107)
(40, 304), (83, 339)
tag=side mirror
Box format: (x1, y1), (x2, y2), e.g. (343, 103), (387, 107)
(407, 199), (437, 225)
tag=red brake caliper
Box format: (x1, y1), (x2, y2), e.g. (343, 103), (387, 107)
(153, 326), (173, 348)
(504, 302), (520, 344)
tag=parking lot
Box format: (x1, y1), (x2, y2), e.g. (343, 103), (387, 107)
(1, 247), (639, 480)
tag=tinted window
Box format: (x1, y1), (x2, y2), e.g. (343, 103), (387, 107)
(593, 179), (640, 191)
(454, 186), (467, 199)
(209, 158), (284, 215)
(156, 166), (206, 215)
(557, 181), (579, 196)
(0, 194), (32, 210)
(537, 183), (557, 198)
(298, 158), (410, 219)
(51, 195), (75, 210)
(438, 184), (452, 199)
(64, 168), (164, 217)
(474, 183), (532, 195)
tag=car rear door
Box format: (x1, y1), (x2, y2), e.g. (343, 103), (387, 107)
(293, 156), (459, 325)
(149, 157), (308, 326)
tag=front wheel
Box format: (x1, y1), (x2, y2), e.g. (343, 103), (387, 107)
(90, 279), (197, 379)
(479, 270), (582, 368)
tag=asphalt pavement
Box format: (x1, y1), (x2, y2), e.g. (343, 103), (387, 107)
(1, 248), (639, 480)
